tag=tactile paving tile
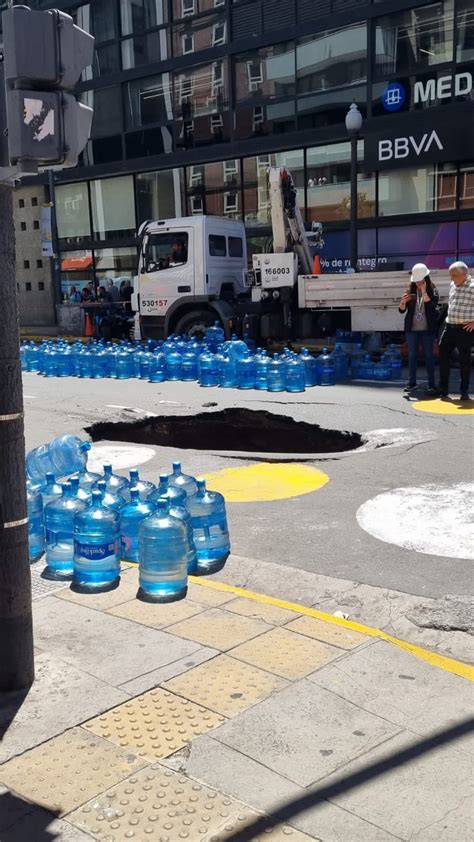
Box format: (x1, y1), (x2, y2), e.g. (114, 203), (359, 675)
(82, 688), (226, 762)
(67, 763), (312, 841)
(229, 627), (343, 680)
(213, 815), (314, 841)
(107, 598), (206, 628)
(0, 727), (146, 816)
(285, 615), (369, 650)
(30, 561), (69, 599)
(187, 582), (236, 607)
(166, 607), (271, 652)
(224, 597), (299, 626)
(163, 654), (288, 717)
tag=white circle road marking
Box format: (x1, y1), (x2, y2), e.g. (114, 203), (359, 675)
(357, 482), (474, 560)
(88, 444), (156, 473)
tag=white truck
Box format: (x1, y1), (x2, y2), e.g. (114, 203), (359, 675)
(133, 167), (449, 342)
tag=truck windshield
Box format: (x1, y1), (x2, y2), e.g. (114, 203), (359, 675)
(145, 232), (188, 272)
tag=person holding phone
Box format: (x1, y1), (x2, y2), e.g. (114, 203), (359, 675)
(399, 263), (439, 394)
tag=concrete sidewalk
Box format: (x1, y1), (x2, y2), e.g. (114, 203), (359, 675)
(0, 559), (472, 842)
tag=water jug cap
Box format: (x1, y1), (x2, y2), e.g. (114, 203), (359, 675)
(70, 477), (79, 489)
(159, 474), (169, 486)
(196, 478), (206, 493)
(45, 472), (55, 484)
(130, 468), (139, 481)
(91, 490), (102, 505)
(97, 480), (106, 491)
(79, 442), (91, 453)
(156, 499), (169, 514)
(172, 462), (181, 474)
(130, 488), (140, 501)
(62, 482), (72, 496)
(103, 464), (112, 476)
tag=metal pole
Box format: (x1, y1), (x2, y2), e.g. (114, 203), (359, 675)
(48, 169), (62, 315)
(0, 182), (35, 692)
(350, 134), (358, 272)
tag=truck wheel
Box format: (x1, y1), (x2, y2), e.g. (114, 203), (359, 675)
(174, 310), (217, 340)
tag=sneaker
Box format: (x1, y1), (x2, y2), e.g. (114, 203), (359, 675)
(460, 393), (471, 401)
(404, 383), (416, 392)
(426, 387), (439, 396)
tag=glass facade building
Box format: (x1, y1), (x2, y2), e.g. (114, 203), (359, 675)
(25, 0), (474, 288)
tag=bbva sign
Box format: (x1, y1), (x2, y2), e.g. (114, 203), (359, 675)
(378, 130), (443, 161)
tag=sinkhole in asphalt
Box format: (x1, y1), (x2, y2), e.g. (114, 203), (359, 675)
(86, 408), (361, 455)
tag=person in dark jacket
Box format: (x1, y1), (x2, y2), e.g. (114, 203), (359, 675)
(399, 263), (439, 394)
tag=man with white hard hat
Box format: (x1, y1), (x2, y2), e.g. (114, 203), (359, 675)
(438, 261), (474, 400)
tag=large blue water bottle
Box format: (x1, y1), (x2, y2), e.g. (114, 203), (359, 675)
(165, 348), (183, 381)
(236, 350), (256, 390)
(317, 348), (336, 386)
(199, 350), (219, 387)
(148, 350), (166, 383)
(26, 435), (91, 484)
(359, 353), (374, 379)
(96, 479), (124, 512)
(138, 499), (188, 602)
(373, 354), (392, 381)
(55, 345), (74, 377)
(267, 354), (285, 392)
(40, 472), (62, 506)
(332, 343), (349, 382)
(205, 321), (225, 353)
(96, 463), (128, 493)
(181, 350), (199, 381)
(44, 482), (87, 580)
(115, 347), (134, 379)
(27, 486), (44, 562)
(152, 474), (196, 573)
(169, 461), (198, 498)
(255, 352), (269, 391)
(218, 354), (236, 388)
(284, 355), (306, 393)
(350, 343), (365, 378)
(299, 348), (318, 387)
(69, 475), (92, 504)
(387, 344), (403, 380)
(73, 490), (121, 591)
(121, 488), (156, 563)
(187, 479), (230, 574)
(119, 469), (155, 501)
(73, 467), (101, 491)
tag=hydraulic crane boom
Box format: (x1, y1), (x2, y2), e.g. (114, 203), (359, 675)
(269, 166), (318, 276)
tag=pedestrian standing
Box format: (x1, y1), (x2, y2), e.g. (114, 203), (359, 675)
(399, 263), (439, 394)
(439, 261), (474, 400)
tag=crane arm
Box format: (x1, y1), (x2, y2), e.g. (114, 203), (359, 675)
(269, 166), (317, 276)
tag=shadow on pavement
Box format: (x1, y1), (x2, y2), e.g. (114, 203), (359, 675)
(0, 790), (61, 841)
(0, 690), (29, 742)
(222, 718), (474, 841)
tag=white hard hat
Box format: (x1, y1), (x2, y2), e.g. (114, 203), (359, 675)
(411, 263), (430, 282)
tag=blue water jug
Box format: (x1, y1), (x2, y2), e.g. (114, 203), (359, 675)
(95, 463), (128, 493)
(40, 472), (63, 506)
(27, 486), (44, 562)
(205, 321), (225, 353)
(20, 342), (28, 371)
(71, 343), (84, 376)
(218, 354), (236, 388)
(267, 354), (285, 392)
(373, 354), (392, 381)
(165, 348), (182, 381)
(91, 347), (109, 379)
(299, 348), (318, 387)
(26, 341), (41, 372)
(26, 435), (91, 484)
(359, 353), (374, 379)
(332, 343), (349, 382)
(44, 482), (87, 580)
(284, 355), (306, 393)
(73, 467), (101, 491)
(138, 499), (188, 602)
(69, 475), (92, 503)
(149, 350), (166, 383)
(255, 353), (269, 391)
(96, 479), (124, 512)
(151, 475), (196, 573)
(120, 488), (156, 563)
(149, 473), (187, 507)
(199, 350), (219, 387)
(138, 348), (154, 380)
(56, 346), (74, 378)
(181, 350), (199, 381)
(168, 461), (198, 498)
(119, 469), (155, 501)
(43, 345), (59, 377)
(236, 350), (256, 390)
(187, 479), (230, 574)
(350, 343), (365, 378)
(386, 344), (403, 380)
(77, 349), (93, 379)
(73, 490), (121, 591)
(115, 347), (134, 380)
(317, 348), (336, 386)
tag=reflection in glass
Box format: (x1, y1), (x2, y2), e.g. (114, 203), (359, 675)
(234, 43), (295, 101)
(297, 24), (367, 94)
(456, 0), (474, 63)
(95, 247), (138, 271)
(91, 0), (116, 42)
(173, 14), (227, 57)
(125, 74), (173, 128)
(297, 85), (366, 129)
(375, 2), (454, 77)
(56, 184), (91, 244)
(234, 100), (295, 139)
(459, 164), (474, 209)
(243, 151), (303, 226)
(136, 170), (184, 223)
(122, 31), (170, 68)
(90, 176), (136, 241)
(378, 165), (457, 216)
(306, 142), (375, 223)
(120, 0), (168, 34)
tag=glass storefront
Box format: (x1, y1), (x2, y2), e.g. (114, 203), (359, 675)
(90, 176), (136, 241)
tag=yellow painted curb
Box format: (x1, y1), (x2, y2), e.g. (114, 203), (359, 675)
(203, 463), (329, 503)
(189, 576), (474, 682)
(413, 398), (474, 415)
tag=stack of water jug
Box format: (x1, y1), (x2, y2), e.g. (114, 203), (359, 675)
(26, 434), (230, 603)
(21, 330), (402, 390)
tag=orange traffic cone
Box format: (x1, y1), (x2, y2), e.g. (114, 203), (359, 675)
(84, 312), (93, 337)
(313, 254), (321, 274)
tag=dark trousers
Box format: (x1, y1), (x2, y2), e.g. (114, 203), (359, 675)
(439, 324), (473, 394)
(405, 331), (436, 388)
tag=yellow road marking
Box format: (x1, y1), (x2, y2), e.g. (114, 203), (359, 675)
(189, 576), (474, 682)
(203, 463), (329, 503)
(413, 398), (474, 415)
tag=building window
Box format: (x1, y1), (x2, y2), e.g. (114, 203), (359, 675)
(210, 113), (224, 134)
(214, 0), (225, 5)
(37, 259), (43, 268)
(20, 222), (27, 231)
(182, 32), (194, 54)
(182, 0), (195, 16)
(120, 0), (168, 35)
(31, 197), (38, 207)
(235, 43), (295, 102)
(307, 141), (374, 223)
(38, 282), (45, 291)
(189, 165), (204, 185)
(191, 196), (203, 214)
(18, 199), (25, 208)
(297, 23), (367, 95)
(457, 0), (474, 63)
(25, 282), (32, 291)
(212, 60), (224, 93)
(223, 159), (239, 182)
(247, 59), (263, 93)
(378, 165), (457, 216)
(56, 182), (91, 245)
(212, 21), (226, 46)
(209, 234), (226, 256)
(136, 169), (184, 223)
(253, 106), (264, 131)
(33, 221), (39, 230)
(91, 0), (116, 43)
(122, 31), (170, 69)
(90, 176), (136, 241)
(24, 260), (30, 269)
(180, 74), (194, 103)
(375, 1), (454, 78)
(224, 192), (238, 215)
(459, 164), (474, 209)
(125, 74), (173, 129)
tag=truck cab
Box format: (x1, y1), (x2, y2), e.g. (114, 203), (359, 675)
(135, 215), (248, 340)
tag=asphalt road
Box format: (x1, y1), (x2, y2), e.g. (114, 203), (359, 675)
(22, 370), (473, 601)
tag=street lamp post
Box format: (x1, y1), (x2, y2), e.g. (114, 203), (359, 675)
(345, 102), (363, 273)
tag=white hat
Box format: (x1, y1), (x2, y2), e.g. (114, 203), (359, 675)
(411, 263), (430, 283)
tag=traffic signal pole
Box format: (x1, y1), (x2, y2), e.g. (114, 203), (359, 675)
(0, 182), (34, 692)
